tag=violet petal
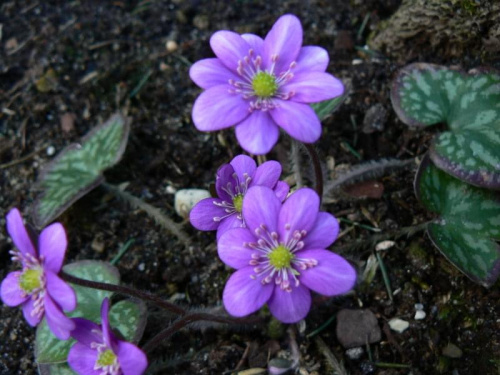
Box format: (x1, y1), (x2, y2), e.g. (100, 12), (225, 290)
(210, 31), (251, 72)
(297, 249), (357, 296)
(303, 212), (340, 249)
(252, 160), (282, 188)
(282, 71), (344, 103)
(192, 85), (250, 131)
(235, 111), (280, 155)
(278, 188), (319, 243)
(267, 283), (311, 323)
(263, 14), (303, 75)
(218, 228), (256, 269)
(22, 298), (42, 327)
(6, 208), (36, 258)
(45, 295), (75, 340)
(274, 181), (290, 202)
(45, 270), (76, 311)
(295, 46), (329, 73)
(116, 340), (148, 375)
(216, 214), (243, 241)
(223, 267), (273, 317)
(101, 298), (116, 351)
(189, 198), (227, 231)
(241, 33), (264, 56)
(68, 342), (100, 375)
(0, 271), (28, 307)
(242, 186), (281, 235)
(39, 222), (67, 273)
(215, 164), (237, 202)
(70, 318), (102, 347)
(230, 154), (257, 184)
(270, 100), (321, 143)
(189, 58), (240, 90)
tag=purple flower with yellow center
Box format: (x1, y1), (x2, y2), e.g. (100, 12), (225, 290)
(68, 298), (147, 375)
(190, 154), (289, 239)
(218, 186), (356, 323)
(0, 208), (76, 339)
(190, 14), (344, 155)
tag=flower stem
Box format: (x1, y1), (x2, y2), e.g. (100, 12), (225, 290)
(142, 313), (261, 353)
(304, 143), (323, 199)
(60, 271), (186, 315)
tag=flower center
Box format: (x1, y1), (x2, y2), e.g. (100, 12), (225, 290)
(268, 245), (294, 269)
(19, 269), (42, 293)
(251, 71), (278, 98)
(97, 349), (117, 367)
(232, 194), (243, 213)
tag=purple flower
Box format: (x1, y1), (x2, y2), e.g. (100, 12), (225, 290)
(218, 186), (356, 323)
(190, 14), (344, 155)
(68, 298), (147, 375)
(0, 208), (76, 339)
(190, 154), (289, 239)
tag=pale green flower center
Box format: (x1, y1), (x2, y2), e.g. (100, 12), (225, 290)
(269, 245), (294, 269)
(252, 72), (278, 98)
(97, 349), (117, 367)
(19, 269), (42, 293)
(232, 194), (243, 213)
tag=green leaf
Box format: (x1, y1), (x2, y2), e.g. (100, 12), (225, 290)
(35, 261), (120, 364)
(109, 299), (147, 344)
(391, 63), (500, 131)
(38, 363), (76, 375)
(32, 113), (130, 228)
(431, 128), (500, 189)
(311, 91), (348, 121)
(415, 155), (500, 287)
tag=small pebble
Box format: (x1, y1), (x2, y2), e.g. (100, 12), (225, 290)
(346, 347), (364, 360)
(352, 59), (363, 65)
(174, 188), (211, 219)
(388, 318), (409, 333)
(375, 240), (395, 251)
(415, 303), (424, 310)
(442, 343), (463, 358)
(138, 263), (145, 271)
(46, 146), (55, 156)
(165, 40), (178, 52)
(414, 310), (427, 320)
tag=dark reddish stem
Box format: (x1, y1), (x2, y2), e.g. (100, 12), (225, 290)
(304, 143), (323, 199)
(142, 313), (262, 353)
(60, 271), (186, 315)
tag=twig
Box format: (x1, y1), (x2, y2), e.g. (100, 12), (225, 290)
(0, 144), (47, 169)
(315, 336), (348, 375)
(103, 182), (191, 247)
(304, 143), (323, 199)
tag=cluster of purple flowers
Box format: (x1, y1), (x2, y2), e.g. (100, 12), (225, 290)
(0, 208), (147, 375)
(191, 155), (356, 323)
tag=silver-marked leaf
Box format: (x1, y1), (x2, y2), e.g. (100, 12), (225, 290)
(391, 63), (500, 131)
(109, 299), (147, 344)
(32, 113), (131, 228)
(415, 155), (500, 287)
(35, 261), (120, 364)
(38, 363), (75, 375)
(311, 87), (349, 121)
(431, 128), (500, 189)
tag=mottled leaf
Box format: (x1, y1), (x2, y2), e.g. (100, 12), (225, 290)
(311, 89), (348, 121)
(35, 261), (120, 364)
(431, 128), (500, 189)
(415, 155), (500, 287)
(391, 63), (500, 131)
(109, 299), (147, 344)
(32, 113), (130, 228)
(38, 363), (75, 375)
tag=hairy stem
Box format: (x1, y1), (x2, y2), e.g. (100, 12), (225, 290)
(60, 271), (186, 315)
(304, 143), (323, 199)
(142, 313), (261, 353)
(103, 182), (191, 247)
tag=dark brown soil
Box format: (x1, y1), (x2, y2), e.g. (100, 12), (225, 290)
(1, 1), (499, 374)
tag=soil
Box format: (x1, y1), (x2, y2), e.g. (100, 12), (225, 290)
(0, 1), (499, 375)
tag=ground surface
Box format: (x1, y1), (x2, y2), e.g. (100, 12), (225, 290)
(0, 1), (499, 374)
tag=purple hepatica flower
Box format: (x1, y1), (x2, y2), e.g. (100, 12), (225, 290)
(218, 186), (356, 323)
(68, 298), (147, 375)
(0, 208), (76, 339)
(190, 154), (289, 240)
(190, 14), (344, 155)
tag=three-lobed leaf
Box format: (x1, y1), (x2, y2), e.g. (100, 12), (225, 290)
(391, 63), (500, 189)
(415, 155), (500, 287)
(32, 113), (130, 228)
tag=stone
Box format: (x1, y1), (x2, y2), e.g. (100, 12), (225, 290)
(336, 309), (381, 348)
(174, 188), (211, 219)
(388, 318), (409, 333)
(442, 343), (463, 358)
